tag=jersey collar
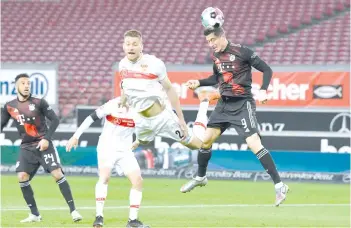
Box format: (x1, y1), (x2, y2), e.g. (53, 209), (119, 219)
(17, 94), (31, 103)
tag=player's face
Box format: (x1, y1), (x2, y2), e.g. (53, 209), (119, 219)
(123, 36), (143, 62)
(206, 33), (226, 53)
(16, 77), (31, 98)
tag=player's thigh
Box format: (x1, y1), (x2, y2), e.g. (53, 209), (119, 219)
(205, 109), (231, 148)
(133, 114), (157, 143)
(16, 146), (41, 180)
(97, 143), (119, 170)
(39, 142), (62, 174)
(157, 108), (187, 142)
(116, 152), (141, 177)
(230, 100), (260, 139)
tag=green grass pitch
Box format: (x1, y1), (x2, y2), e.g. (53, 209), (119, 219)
(1, 175), (350, 227)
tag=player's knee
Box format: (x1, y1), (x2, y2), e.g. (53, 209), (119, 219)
(17, 172), (30, 182)
(246, 133), (263, 154)
(51, 168), (64, 181)
(98, 175), (110, 184)
(202, 139), (213, 149)
(201, 129), (219, 149)
(98, 167), (111, 181)
(131, 175), (143, 190)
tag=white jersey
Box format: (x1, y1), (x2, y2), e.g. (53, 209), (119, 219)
(119, 54), (168, 112)
(95, 98), (135, 151)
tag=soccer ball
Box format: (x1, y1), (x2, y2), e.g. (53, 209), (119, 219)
(201, 7), (224, 29)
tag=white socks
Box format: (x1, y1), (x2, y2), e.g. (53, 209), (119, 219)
(129, 188), (142, 220)
(275, 182), (284, 189)
(193, 101), (209, 142)
(95, 181), (108, 217)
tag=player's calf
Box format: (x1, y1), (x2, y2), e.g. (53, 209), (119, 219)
(53, 169), (82, 221)
(126, 170), (144, 224)
(95, 167), (111, 218)
(246, 133), (289, 205)
(246, 134), (282, 185)
(19, 178), (40, 219)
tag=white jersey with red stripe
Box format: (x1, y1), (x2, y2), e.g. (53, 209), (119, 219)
(119, 54), (168, 112)
(95, 98), (135, 152)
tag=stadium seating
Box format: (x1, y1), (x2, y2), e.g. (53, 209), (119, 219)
(255, 12), (350, 65)
(1, 0), (349, 117)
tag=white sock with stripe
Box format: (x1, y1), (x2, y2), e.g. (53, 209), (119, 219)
(193, 101), (209, 142)
(95, 180), (108, 217)
(129, 188), (142, 220)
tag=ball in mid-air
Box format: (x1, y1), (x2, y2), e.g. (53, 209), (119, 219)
(201, 7), (224, 29)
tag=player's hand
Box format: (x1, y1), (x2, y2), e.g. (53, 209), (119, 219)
(131, 139), (140, 150)
(185, 80), (200, 90)
(36, 139), (49, 152)
(257, 89), (268, 104)
(66, 136), (78, 152)
(179, 118), (189, 140)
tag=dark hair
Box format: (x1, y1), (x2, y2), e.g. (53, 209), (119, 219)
(203, 27), (225, 36)
(15, 73), (29, 82)
(124, 29), (142, 40)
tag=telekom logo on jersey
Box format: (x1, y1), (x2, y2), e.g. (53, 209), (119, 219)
(120, 69), (158, 80)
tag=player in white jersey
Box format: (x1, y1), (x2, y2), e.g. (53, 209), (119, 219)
(118, 30), (209, 151)
(65, 97), (149, 228)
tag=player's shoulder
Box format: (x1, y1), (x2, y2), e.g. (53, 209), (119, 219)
(227, 42), (244, 53)
(2, 99), (15, 111)
(30, 95), (42, 102)
(118, 57), (128, 67)
(4, 98), (17, 106)
(30, 96), (47, 106)
(103, 97), (120, 107)
(143, 54), (165, 65)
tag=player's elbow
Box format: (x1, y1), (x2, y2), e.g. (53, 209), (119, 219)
(50, 116), (60, 129)
(261, 64), (272, 75)
(266, 66), (273, 75)
(52, 115), (60, 125)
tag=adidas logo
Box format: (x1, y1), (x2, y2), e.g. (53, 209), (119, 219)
(245, 128), (250, 133)
(51, 162), (57, 166)
(14, 109), (19, 113)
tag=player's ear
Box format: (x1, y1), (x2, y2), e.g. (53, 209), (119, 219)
(140, 43), (143, 53)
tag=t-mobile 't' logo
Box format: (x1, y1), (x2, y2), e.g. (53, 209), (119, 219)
(16, 114), (25, 125)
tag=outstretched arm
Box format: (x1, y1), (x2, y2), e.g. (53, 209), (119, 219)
(1, 105), (11, 132)
(66, 102), (109, 152)
(186, 64), (219, 90)
(243, 46), (273, 104)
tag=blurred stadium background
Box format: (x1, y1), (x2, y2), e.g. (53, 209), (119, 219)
(0, 0), (350, 227)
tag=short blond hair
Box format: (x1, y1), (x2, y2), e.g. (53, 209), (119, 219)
(124, 29), (142, 40)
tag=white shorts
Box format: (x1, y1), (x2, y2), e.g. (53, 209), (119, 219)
(133, 108), (187, 142)
(97, 142), (140, 176)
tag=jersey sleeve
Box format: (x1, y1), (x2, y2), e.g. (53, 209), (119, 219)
(155, 58), (167, 81)
(241, 46), (273, 90)
(241, 46), (260, 65)
(198, 64), (219, 86)
(40, 99), (59, 140)
(95, 98), (118, 118)
(1, 103), (11, 132)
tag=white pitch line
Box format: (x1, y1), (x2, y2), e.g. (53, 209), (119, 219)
(1, 204), (349, 211)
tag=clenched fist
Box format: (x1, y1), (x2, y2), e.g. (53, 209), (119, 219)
(185, 80), (200, 90)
